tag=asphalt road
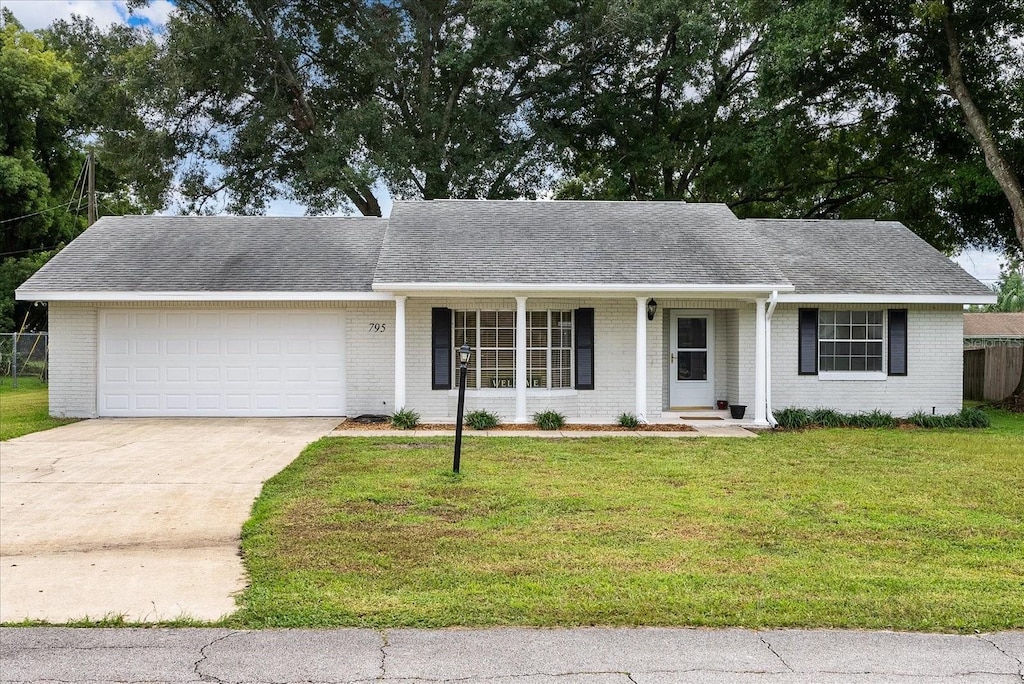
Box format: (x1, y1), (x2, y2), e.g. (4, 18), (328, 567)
(1, 627), (1022, 683)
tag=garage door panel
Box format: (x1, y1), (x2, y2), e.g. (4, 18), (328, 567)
(98, 308), (345, 417)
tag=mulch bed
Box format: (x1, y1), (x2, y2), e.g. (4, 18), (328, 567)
(335, 420), (697, 432)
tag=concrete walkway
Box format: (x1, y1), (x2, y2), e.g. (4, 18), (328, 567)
(1, 627), (1021, 682)
(332, 425), (758, 438)
(0, 418), (338, 624)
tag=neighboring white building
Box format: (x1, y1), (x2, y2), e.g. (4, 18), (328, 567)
(17, 200), (995, 424)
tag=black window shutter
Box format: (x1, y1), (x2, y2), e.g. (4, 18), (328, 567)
(798, 308), (818, 375)
(575, 308), (595, 390)
(888, 309), (908, 376)
(431, 307), (452, 390)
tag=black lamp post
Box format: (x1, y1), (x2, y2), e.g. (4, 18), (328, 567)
(453, 343), (471, 473)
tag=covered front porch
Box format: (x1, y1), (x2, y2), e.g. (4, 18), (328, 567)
(389, 290), (781, 427)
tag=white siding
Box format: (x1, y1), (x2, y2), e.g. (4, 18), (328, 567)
(48, 302), (98, 418)
(770, 304), (964, 416)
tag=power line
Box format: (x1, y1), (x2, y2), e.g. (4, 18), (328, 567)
(0, 200), (77, 227)
(0, 244), (62, 258)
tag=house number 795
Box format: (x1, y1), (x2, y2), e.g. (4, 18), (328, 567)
(368, 323), (387, 333)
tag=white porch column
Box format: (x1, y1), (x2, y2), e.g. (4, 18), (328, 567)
(394, 296), (407, 411)
(753, 297), (768, 426)
(635, 297), (647, 421)
(515, 296), (528, 422)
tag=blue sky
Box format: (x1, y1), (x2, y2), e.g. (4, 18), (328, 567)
(0, 0), (1008, 285)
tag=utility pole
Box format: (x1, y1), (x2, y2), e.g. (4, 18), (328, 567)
(87, 151), (97, 226)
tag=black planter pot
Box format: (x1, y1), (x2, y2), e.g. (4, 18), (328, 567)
(729, 404), (747, 419)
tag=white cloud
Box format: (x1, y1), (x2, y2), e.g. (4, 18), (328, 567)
(953, 248), (1005, 285)
(0, 0), (128, 30)
(131, 0), (174, 27)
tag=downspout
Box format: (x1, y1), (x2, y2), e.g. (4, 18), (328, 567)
(765, 290), (779, 427)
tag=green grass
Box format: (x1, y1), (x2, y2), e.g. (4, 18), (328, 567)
(0, 377), (77, 441)
(233, 410), (1024, 632)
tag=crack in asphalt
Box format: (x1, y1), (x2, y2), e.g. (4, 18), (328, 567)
(378, 629), (389, 680)
(979, 634), (1024, 681)
(759, 634), (793, 672)
(193, 630), (243, 683)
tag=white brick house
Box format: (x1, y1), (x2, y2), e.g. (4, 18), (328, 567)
(17, 201), (994, 425)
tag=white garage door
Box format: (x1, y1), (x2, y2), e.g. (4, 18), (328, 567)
(98, 309), (345, 416)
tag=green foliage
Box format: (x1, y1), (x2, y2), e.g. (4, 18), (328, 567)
(390, 408), (420, 430)
(808, 408), (846, 428)
(532, 410), (565, 430)
(908, 408), (991, 429)
(779, 406), (989, 430)
(465, 409), (500, 430)
(775, 407), (811, 429)
(846, 410), (899, 429)
(983, 262), (1024, 312)
(616, 412), (640, 429)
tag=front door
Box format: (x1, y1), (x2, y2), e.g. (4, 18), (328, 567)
(669, 311), (714, 408)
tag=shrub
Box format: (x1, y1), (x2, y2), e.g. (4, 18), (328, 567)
(465, 409), (500, 430)
(390, 407), (420, 430)
(809, 408), (846, 428)
(956, 406), (991, 428)
(847, 409), (898, 429)
(907, 408), (990, 429)
(775, 407), (811, 429)
(617, 412), (640, 429)
(533, 410), (565, 430)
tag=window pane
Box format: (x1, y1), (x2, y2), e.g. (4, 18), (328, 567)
(497, 311), (515, 327)
(867, 355), (883, 371)
(677, 351), (708, 381)
(851, 311), (867, 325)
(833, 356), (850, 371)
(678, 318), (707, 348)
(480, 311), (496, 327)
(836, 311), (851, 325)
(819, 325), (834, 339)
(867, 311), (882, 325)
(851, 356), (866, 371)
(819, 311), (835, 324)
(852, 325), (866, 339)
(530, 329), (547, 347)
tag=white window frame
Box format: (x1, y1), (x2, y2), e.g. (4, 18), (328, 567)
(453, 309), (574, 390)
(817, 309), (887, 381)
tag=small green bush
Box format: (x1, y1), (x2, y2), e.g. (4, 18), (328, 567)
(847, 409), (898, 429)
(617, 412), (640, 429)
(390, 407), (420, 430)
(775, 407), (811, 429)
(465, 409), (500, 430)
(809, 408), (846, 428)
(908, 408), (990, 429)
(533, 410), (566, 430)
(956, 406), (991, 428)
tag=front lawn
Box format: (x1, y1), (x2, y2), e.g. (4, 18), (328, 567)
(234, 411), (1024, 631)
(0, 377), (77, 441)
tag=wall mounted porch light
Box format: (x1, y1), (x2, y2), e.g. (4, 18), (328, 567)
(646, 298), (658, 321)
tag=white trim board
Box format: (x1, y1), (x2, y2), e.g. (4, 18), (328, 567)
(373, 282), (795, 296)
(16, 290), (396, 302)
(775, 293), (996, 305)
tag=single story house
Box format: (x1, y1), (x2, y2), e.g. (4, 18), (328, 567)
(963, 312), (1024, 401)
(17, 200), (995, 425)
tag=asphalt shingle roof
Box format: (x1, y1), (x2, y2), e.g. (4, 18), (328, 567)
(19, 215), (386, 293)
(374, 200), (790, 286)
(17, 203), (992, 299)
(963, 312), (1024, 337)
(747, 218), (993, 296)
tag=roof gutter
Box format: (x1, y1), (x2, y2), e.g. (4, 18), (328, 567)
(14, 290), (396, 302)
(372, 282), (796, 296)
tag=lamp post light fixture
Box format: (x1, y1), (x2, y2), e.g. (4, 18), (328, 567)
(646, 298), (658, 321)
(453, 343), (472, 473)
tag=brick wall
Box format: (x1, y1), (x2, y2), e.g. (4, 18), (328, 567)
(770, 304), (964, 416)
(48, 302), (98, 417)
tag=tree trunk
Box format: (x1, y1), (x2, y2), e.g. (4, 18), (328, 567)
(942, 5), (1024, 253)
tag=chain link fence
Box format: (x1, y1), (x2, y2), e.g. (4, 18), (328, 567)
(0, 333), (48, 385)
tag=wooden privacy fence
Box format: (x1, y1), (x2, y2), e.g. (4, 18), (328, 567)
(963, 343), (1024, 401)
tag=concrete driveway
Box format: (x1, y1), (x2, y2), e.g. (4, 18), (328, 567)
(0, 418), (338, 624)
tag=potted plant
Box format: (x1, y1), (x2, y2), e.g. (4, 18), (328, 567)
(716, 400), (728, 410)
(729, 404), (746, 419)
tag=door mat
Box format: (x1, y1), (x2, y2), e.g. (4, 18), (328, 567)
(679, 416), (724, 420)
